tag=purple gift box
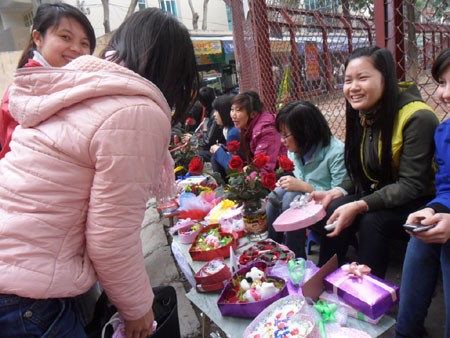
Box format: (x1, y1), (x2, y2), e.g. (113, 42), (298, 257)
(323, 263), (399, 319)
(217, 261), (288, 318)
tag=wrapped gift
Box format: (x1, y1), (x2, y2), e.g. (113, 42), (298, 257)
(238, 239), (295, 267)
(189, 224), (237, 261)
(178, 221), (204, 245)
(217, 261), (288, 318)
(195, 258), (232, 286)
(243, 295), (318, 338)
(319, 291), (383, 325)
(195, 257), (231, 293)
(176, 175), (208, 190)
(272, 195), (326, 232)
(204, 199), (236, 224)
(218, 205), (245, 238)
(323, 262), (399, 319)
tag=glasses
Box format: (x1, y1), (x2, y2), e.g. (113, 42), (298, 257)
(281, 133), (292, 141)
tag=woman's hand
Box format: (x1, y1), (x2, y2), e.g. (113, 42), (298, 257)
(408, 210), (450, 244)
(326, 201), (364, 237)
(310, 188), (344, 209)
(124, 308), (155, 338)
(276, 176), (311, 193)
(210, 144), (221, 154)
(405, 207), (435, 225)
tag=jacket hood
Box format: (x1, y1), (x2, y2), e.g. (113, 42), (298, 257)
(9, 55), (171, 128)
(398, 81), (425, 108)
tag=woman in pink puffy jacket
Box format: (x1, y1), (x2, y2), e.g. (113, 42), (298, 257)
(0, 8), (199, 338)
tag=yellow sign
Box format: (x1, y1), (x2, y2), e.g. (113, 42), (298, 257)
(270, 41), (291, 53)
(193, 40), (222, 55)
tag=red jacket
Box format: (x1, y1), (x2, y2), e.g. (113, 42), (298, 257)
(245, 110), (286, 172)
(0, 59), (42, 159)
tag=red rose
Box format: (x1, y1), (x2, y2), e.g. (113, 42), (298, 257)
(278, 155), (295, 172)
(185, 117), (196, 126)
(188, 157), (204, 175)
(229, 155), (244, 171)
(252, 153), (270, 169)
(226, 140), (240, 153)
(261, 172), (277, 190)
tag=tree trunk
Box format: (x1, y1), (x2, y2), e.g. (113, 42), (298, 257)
(125, 0), (139, 19)
(188, 0), (199, 30)
(101, 0), (111, 33)
(202, 0), (210, 30)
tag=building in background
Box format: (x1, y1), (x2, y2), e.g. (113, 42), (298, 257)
(0, 0), (237, 93)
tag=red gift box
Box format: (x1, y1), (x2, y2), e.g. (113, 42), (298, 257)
(195, 258), (232, 285)
(238, 239), (295, 267)
(196, 280), (229, 293)
(189, 224), (237, 261)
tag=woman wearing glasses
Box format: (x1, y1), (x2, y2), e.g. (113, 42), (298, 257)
(266, 100), (347, 258)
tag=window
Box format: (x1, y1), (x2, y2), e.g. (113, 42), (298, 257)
(24, 10), (33, 28)
(159, 0), (178, 17)
(138, 0), (147, 11)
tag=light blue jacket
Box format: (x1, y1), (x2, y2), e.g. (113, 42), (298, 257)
(289, 136), (347, 191)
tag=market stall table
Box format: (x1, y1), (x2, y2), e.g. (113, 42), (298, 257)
(171, 234), (396, 338)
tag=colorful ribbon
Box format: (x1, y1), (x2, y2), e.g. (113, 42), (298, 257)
(314, 300), (337, 338)
(342, 262), (371, 278)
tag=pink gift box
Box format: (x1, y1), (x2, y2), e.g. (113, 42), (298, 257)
(272, 201), (326, 232)
(323, 264), (399, 319)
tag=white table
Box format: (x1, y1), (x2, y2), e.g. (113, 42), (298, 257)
(171, 234), (396, 338)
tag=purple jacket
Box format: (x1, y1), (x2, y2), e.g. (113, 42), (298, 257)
(245, 110), (286, 172)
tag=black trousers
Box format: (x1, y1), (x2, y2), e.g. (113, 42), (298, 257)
(312, 194), (433, 278)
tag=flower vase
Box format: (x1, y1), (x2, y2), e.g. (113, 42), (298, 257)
(241, 200), (268, 242)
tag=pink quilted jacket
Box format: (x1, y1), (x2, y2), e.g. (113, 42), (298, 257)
(0, 55), (176, 320)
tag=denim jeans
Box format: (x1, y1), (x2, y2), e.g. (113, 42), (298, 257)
(396, 236), (450, 338)
(266, 187), (306, 258)
(0, 294), (87, 338)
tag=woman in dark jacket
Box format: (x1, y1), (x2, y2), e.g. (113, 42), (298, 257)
(311, 46), (439, 278)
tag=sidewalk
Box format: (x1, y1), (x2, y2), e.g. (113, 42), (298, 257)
(140, 200), (446, 338)
(141, 199), (201, 338)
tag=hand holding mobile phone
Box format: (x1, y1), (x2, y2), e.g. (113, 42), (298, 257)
(403, 223), (436, 232)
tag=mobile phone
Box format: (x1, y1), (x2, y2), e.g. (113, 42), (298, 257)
(412, 224), (436, 232)
(403, 224), (436, 232)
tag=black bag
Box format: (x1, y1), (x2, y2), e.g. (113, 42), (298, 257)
(85, 285), (180, 338)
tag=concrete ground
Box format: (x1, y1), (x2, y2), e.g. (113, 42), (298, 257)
(141, 200), (446, 338)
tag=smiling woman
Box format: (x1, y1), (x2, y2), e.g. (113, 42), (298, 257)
(0, 3), (96, 160)
(310, 46), (440, 279)
(229, 91), (286, 173)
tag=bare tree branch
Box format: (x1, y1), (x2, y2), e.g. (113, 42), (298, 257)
(101, 0), (111, 33)
(125, 0), (138, 19)
(202, 0), (210, 30)
(188, 0), (200, 30)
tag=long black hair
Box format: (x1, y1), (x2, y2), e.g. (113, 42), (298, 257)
(344, 46), (399, 192)
(17, 3), (96, 68)
(212, 94), (234, 128)
(276, 100), (331, 158)
(102, 8), (200, 123)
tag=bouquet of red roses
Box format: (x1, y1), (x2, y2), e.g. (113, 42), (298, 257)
(225, 141), (276, 204)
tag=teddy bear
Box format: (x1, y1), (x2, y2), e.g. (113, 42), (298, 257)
(240, 267), (265, 291)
